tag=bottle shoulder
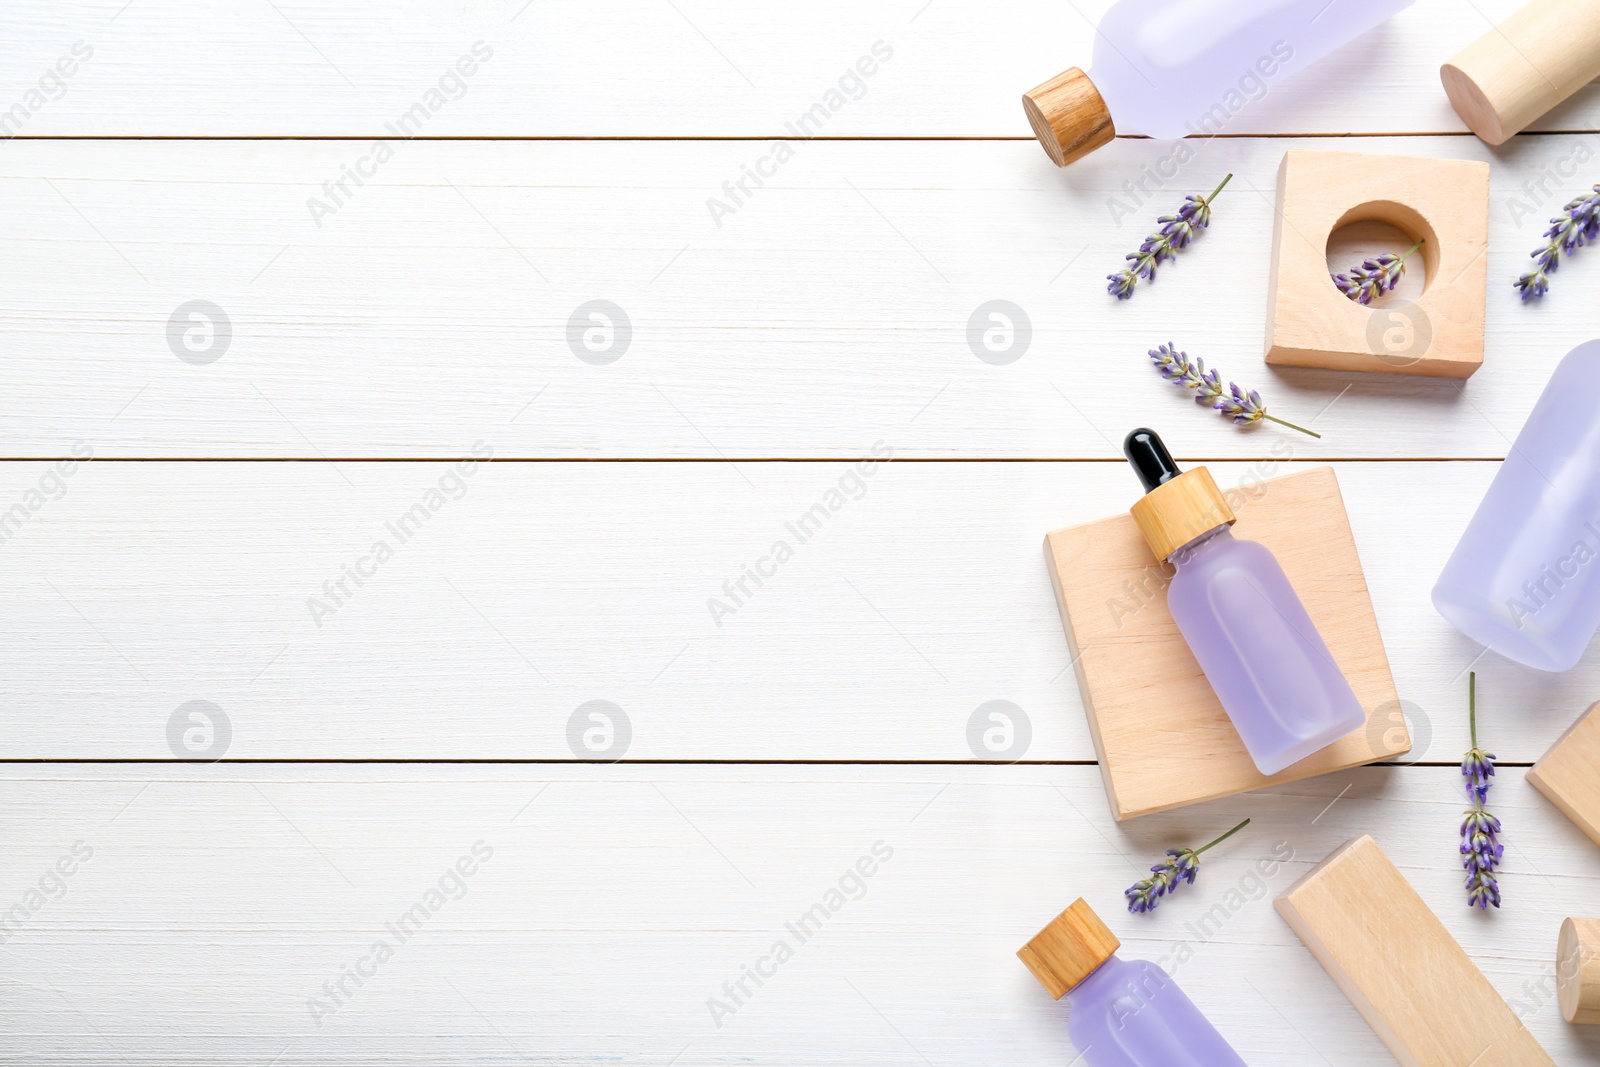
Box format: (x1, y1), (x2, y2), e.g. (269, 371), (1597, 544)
(1169, 529), (1285, 588)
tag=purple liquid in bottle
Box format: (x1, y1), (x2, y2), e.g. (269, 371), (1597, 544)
(1019, 898), (1248, 1067)
(1126, 429), (1365, 775)
(1067, 955), (1248, 1067)
(1433, 339), (1600, 671)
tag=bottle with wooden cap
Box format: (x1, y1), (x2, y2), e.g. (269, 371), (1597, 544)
(1017, 898), (1246, 1065)
(1125, 428), (1364, 775)
(1022, 0), (1414, 167)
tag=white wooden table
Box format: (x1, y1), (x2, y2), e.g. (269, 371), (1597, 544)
(4, 2), (1600, 1063)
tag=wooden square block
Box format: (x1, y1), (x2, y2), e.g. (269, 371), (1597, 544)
(1043, 465), (1406, 820)
(1277, 835), (1556, 1066)
(1264, 149), (1489, 379)
(1528, 699), (1600, 847)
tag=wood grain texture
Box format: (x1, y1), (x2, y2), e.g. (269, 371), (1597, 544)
(1016, 898), (1121, 998)
(2, 1), (1599, 137)
(0, 763), (1595, 1065)
(1441, 0), (1600, 144)
(1126, 466), (1235, 564)
(1559, 917), (1600, 1025)
(1047, 466), (1405, 820)
(1276, 834), (1556, 1065)
(0, 135), (1598, 459)
(1528, 699), (1600, 848)
(6, 5), (1600, 1063)
(7, 458), (1600, 763)
(1265, 149), (1489, 378)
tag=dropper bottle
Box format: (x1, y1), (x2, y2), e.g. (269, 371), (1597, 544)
(1125, 428), (1364, 775)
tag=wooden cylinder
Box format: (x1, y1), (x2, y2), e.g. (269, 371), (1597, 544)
(1441, 0), (1600, 145)
(1558, 917), (1600, 1024)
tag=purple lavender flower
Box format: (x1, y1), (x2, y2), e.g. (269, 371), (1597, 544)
(1124, 817), (1248, 914)
(1149, 343), (1224, 406)
(1459, 672), (1502, 909)
(1149, 344), (1322, 438)
(1214, 382), (1267, 426)
(1108, 174), (1231, 300)
(1214, 381), (1322, 438)
(1462, 809), (1504, 910)
(1331, 239), (1424, 305)
(1516, 183), (1600, 300)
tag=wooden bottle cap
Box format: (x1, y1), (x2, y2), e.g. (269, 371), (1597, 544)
(1022, 68), (1114, 167)
(1129, 466), (1235, 562)
(1017, 898), (1120, 999)
(1440, 0), (1600, 145)
(1558, 917), (1600, 1024)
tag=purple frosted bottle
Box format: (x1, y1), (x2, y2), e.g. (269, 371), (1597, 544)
(1125, 429), (1365, 775)
(1433, 339), (1600, 671)
(1018, 898), (1247, 1066)
(1021, 0), (1415, 167)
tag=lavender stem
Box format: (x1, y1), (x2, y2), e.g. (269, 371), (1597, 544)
(1469, 670), (1477, 750)
(1263, 413), (1322, 439)
(1194, 817), (1250, 856)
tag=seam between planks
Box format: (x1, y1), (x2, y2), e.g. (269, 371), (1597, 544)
(3, 131), (1599, 141)
(0, 759), (1525, 767)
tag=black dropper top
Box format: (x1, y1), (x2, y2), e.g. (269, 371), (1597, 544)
(1124, 428), (1181, 493)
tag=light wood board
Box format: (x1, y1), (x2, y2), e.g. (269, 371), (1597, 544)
(1046, 466), (1404, 819)
(1277, 834), (1555, 1065)
(2, 0), (1599, 137)
(1529, 699), (1600, 849)
(0, 763), (1591, 1065)
(0, 136), (1596, 459)
(2, 459), (1598, 763)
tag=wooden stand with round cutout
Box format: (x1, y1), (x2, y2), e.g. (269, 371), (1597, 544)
(1264, 149), (1489, 379)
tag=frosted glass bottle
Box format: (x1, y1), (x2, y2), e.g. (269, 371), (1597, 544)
(1018, 898), (1247, 1067)
(1125, 429), (1365, 775)
(1023, 0), (1416, 165)
(1433, 339), (1600, 671)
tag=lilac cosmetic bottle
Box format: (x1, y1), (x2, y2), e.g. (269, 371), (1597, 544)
(1433, 339), (1600, 671)
(1018, 898), (1247, 1066)
(1125, 429), (1365, 775)
(1021, 0), (1415, 166)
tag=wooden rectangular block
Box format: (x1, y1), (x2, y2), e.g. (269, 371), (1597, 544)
(1264, 149), (1489, 378)
(1044, 465), (1406, 820)
(1276, 835), (1556, 1066)
(1528, 699), (1600, 847)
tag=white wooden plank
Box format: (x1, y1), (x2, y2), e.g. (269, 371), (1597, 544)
(2, 1), (1598, 137)
(2, 458), (1591, 763)
(2, 134), (1597, 460)
(0, 763), (1589, 1064)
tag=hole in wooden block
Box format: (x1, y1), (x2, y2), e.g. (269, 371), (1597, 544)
(1324, 217), (1431, 302)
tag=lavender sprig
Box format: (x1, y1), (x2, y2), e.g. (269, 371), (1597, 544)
(1148, 344), (1321, 438)
(1108, 174), (1231, 299)
(1460, 672), (1503, 910)
(1516, 183), (1600, 300)
(1331, 239), (1424, 305)
(1125, 817), (1249, 914)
